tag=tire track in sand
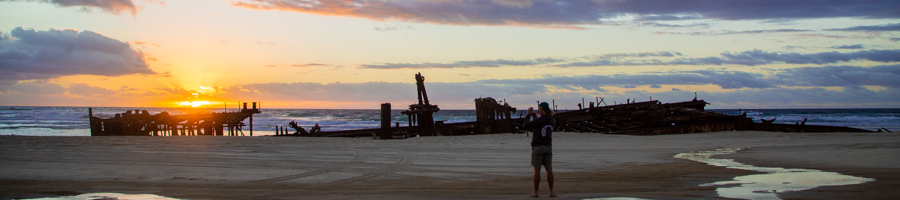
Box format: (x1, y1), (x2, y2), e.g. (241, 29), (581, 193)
(321, 151), (414, 187)
(246, 151), (370, 184)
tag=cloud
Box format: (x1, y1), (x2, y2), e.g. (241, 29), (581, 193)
(68, 83), (116, 96)
(604, 0), (900, 20)
(218, 80), (544, 106)
(825, 23), (900, 31)
(555, 59), (649, 67)
(772, 65), (900, 88)
(373, 24), (406, 31)
(213, 66), (900, 108)
(556, 51), (682, 67)
(217, 65), (900, 106)
(359, 58), (563, 69)
(4, 65), (897, 108)
(700, 86), (900, 108)
(356, 49), (900, 69)
(791, 33), (880, 40)
(220, 82), (412, 102)
(476, 70), (775, 90)
(782, 45), (807, 50)
(0, 27), (155, 80)
(265, 63), (335, 68)
(490, 0), (538, 8)
(229, 0), (900, 28)
(637, 14), (703, 21)
(829, 44), (867, 49)
(251, 40), (276, 45)
(592, 51), (682, 59)
(0, 81), (67, 95)
(132, 41), (159, 48)
(653, 29), (813, 36)
(557, 49), (900, 67)
(468, 67), (900, 108)
(229, 0), (608, 29)
(292, 63), (330, 67)
(666, 49), (900, 66)
(3, 0), (140, 15)
(473, 65), (900, 91)
(640, 22), (710, 28)
(373, 27), (398, 31)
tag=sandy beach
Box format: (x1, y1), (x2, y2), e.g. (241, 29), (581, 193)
(1, 131), (898, 200)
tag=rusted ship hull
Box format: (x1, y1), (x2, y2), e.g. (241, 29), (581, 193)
(89, 102), (263, 136)
(276, 98), (870, 138)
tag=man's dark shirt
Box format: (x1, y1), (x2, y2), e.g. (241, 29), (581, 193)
(524, 114), (555, 147)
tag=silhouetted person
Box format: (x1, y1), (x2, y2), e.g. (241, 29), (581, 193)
(523, 102), (556, 197)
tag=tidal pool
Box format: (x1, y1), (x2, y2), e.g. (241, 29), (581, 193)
(675, 147), (874, 200)
(21, 193), (180, 200)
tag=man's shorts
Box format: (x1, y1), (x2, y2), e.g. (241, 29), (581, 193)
(531, 146), (552, 167)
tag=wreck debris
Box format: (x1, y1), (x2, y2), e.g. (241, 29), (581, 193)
(381, 103), (392, 139)
(89, 102), (262, 136)
(288, 121), (322, 136)
(272, 73), (870, 138)
(552, 100), (871, 134)
(401, 73), (441, 136)
(553, 100), (752, 135)
(474, 97), (518, 134)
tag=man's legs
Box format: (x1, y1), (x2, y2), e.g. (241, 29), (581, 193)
(531, 166), (541, 197)
(545, 166), (555, 197)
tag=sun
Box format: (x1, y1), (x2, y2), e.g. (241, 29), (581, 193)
(171, 86), (221, 108)
(176, 100), (213, 107)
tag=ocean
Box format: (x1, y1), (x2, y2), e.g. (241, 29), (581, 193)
(1, 106), (897, 136)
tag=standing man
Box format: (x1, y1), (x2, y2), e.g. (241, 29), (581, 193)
(524, 102), (556, 197)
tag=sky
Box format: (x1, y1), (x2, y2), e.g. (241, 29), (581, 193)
(0, 0), (898, 109)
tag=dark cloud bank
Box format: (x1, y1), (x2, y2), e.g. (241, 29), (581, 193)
(1, 0), (139, 15)
(474, 65), (900, 90)
(230, 0), (900, 28)
(218, 65), (900, 108)
(9, 0), (900, 30)
(0, 27), (154, 81)
(666, 49), (900, 66)
(825, 23), (900, 31)
(830, 44), (868, 49)
(361, 49), (900, 69)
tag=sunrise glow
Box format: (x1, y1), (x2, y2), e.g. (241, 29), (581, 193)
(175, 101), (213, 108)
(0, 1), (897, 109)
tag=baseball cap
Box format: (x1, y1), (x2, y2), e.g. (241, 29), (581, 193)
(539, 102), (550, 110)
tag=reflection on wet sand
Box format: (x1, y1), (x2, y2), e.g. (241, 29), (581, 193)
(675, 147), (874, 200)
(22, 192), (179, 200)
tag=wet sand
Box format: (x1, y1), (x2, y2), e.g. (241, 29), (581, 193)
(1, 131), (898, 200)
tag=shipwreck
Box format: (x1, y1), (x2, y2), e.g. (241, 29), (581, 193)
(273, 73), (872, 138)
(89, 73), (871, 137)
(89, 102), (262, 136)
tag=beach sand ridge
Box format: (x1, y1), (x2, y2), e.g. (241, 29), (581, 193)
(1, 131), (898, 199)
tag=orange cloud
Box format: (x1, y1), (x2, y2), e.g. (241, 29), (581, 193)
(48, 0), (139, 15)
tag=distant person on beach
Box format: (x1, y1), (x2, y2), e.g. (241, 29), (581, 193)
(523, 102), (556, 197)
